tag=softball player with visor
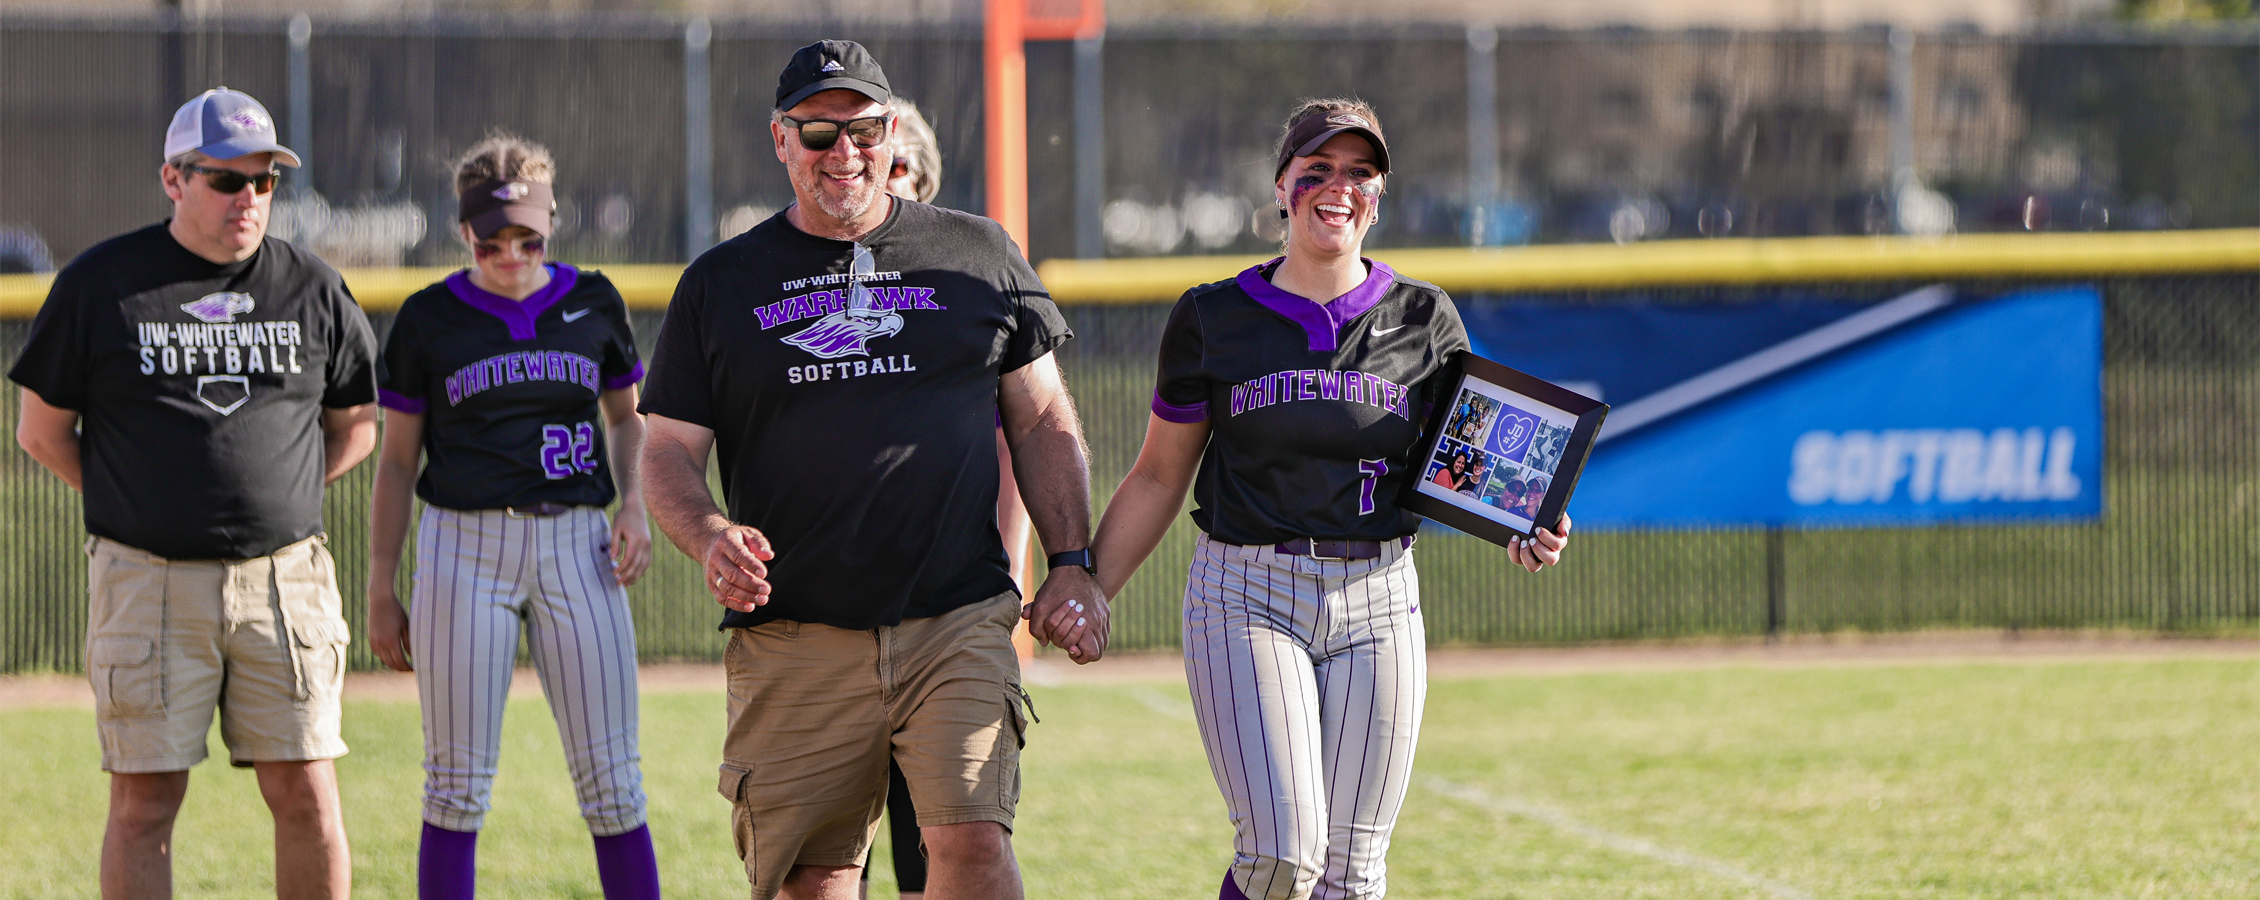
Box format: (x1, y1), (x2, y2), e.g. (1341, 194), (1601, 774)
(1082, 99), (1571, 900)
(365, 135), (661, 899)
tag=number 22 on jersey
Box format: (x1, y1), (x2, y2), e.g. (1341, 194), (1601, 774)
(540, 422), (600, 479)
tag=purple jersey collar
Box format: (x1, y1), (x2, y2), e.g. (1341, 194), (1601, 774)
(445, 263), (580, 342)
(1235, 257), (1395, 352)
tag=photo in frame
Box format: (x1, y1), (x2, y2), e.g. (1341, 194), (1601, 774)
(1399, 352), (1608, 547)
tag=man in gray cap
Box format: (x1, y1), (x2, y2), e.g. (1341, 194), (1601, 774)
(10, 87), (376, 899)
(640, 40), (1106, 900)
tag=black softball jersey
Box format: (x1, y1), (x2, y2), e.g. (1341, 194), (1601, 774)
(1152, 258), (1469, 546)
(377, 264), (643, 511)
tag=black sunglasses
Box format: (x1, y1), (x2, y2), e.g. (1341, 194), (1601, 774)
(779, 114), (891, 152)
(178, 162), (281, 195)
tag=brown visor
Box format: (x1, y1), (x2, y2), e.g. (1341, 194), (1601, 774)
(459, 178), (556, 239)
(1274, 111), (1391, 180)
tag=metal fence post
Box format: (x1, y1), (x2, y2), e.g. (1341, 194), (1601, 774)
(1888, 25), (1915, 228)
(1465, 23), (1497, 246)
(1073, 30), (1105, 259)
(683, 17), (714, 261)
(287, 13), (311, 194)
(1766, 524), (1786, 639)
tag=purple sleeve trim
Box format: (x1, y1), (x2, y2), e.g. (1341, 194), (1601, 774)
(1151, 391), (1209, 423)
(377, 388), (427, 414)
(603, 360), (646, 391)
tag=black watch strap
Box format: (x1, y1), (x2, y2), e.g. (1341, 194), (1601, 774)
(1046, 548), (1095, 575)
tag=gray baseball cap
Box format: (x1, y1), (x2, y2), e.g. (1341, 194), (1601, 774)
(163, 87), (301, 167)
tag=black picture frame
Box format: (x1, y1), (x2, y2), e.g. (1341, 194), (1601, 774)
(1398, 352), (1608, 547)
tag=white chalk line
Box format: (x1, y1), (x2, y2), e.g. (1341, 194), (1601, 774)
(1126, 684), (1197, 720)
(1419, 775), (1817, 900)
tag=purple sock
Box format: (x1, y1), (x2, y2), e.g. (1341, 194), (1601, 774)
(593, 824), (662, 900)
(419, 823), (478, 900)
(1219, 869), (1254, 900)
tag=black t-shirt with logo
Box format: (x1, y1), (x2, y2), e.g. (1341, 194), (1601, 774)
(1152, 258), (1469, 545)
(640, 200), (1072, 631)
(7, 222), (379, 560)
(378, 264), (642, 511)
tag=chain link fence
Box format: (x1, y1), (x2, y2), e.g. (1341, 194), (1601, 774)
(1, 272), (2254, 672)
(0, 14), (2251, 271)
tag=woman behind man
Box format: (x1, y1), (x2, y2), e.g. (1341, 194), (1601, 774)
(1083, 99), (1571, 900)
(366, 134), (661, 900)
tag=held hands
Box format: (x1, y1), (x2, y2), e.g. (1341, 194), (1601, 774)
(1025, 566), (1109, 665)
(366, 583), (413, 672)
(706, 525), (776, 612)
(1509, 513), (1573, 573)
(611, 510), (653, 587)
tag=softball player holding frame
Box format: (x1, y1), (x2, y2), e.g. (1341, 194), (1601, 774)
(365, 135), (662, 900)
(1081, 100), (1570, 900)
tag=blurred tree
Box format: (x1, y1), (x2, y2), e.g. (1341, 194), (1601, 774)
(2116, 0), (2255, 20)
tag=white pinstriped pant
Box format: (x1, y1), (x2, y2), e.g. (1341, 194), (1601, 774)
(1184, 532), (1427, 900)
(411, 505), (646, 836)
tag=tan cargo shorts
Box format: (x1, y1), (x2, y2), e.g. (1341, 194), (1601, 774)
(716, 591), (1034, 898)
(85, 534), (351, 773)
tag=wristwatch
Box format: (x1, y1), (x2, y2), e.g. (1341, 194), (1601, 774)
(1046, 548), (1096, 576)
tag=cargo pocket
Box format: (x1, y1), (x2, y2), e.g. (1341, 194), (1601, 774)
(717, 764), (756, 881)
(288, 618), (349, 705)
(89, 637), (161, 719)
(995, 684), (1035, 815)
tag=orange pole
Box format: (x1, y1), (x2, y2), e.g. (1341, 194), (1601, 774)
(985, 0), (1030, 255)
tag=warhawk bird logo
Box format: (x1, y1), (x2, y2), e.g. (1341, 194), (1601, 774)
(782, 244), (903, 359)
(182, 292), (256, 323)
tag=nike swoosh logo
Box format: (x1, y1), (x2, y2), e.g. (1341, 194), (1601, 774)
(1371, 323), (1410, 336)
(561, 308), (592, 322)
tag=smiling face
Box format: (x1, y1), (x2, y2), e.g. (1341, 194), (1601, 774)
(773, 89), (894, 231)
(1275, 132), (1383, 260)
(462, 222), (547, 290)
(162, 151), (277, 263)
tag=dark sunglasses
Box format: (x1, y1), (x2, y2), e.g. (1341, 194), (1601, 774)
(780, 114), (890, 152)
(178, 162), (280, 195)
(473, 235), (545, 259)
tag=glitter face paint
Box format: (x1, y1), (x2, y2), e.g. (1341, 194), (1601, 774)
(1290, 174), (1327, 213)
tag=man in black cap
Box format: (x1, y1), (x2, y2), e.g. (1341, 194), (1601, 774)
(640, 40), (1105, 900)
(11, 87), (375, 899)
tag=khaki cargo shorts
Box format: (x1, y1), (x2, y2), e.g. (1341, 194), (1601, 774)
(85, 534), (351, 773)
(716, 591), (1035, 898)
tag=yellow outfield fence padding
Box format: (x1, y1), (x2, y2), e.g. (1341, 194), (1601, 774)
(0, 229), (2252, 317)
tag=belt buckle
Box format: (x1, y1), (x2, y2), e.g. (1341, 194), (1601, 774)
(1305, 539), (1350, 562)
(506, 506), (534, 519)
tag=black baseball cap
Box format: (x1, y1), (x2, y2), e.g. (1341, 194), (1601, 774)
(1274, 108), (1391, 180)
(776, 40), (892, 111)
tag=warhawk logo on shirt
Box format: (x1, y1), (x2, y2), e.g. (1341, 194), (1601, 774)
(761, 244), (946, 360)
(182, 292), (256, 323)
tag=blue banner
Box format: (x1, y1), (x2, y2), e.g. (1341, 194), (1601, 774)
(1463, 286), (2104, 529)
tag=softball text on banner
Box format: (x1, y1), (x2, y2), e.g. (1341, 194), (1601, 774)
(1463, 285), (2104, 528)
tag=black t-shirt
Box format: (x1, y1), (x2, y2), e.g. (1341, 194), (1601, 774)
(8, 223), (379, 560)
(1153, 258), (1469, 545)
(639, 199), (1072, 631)
(378, 264), (643, 511)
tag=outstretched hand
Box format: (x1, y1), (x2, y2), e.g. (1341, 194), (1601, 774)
(706, 525), (776, 612)
(1510, 513), (1572, 573)
(1024, 566), (1109, 664)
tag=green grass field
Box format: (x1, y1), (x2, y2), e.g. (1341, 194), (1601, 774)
(5, 654), (2259, 898)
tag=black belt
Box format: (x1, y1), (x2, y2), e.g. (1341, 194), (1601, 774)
(1273, 536), (1413, 560)
(504, 502), (576, 518)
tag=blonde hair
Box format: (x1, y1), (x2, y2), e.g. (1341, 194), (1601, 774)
(891, 99), (942, 204)
(453, 133), (556, 193)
